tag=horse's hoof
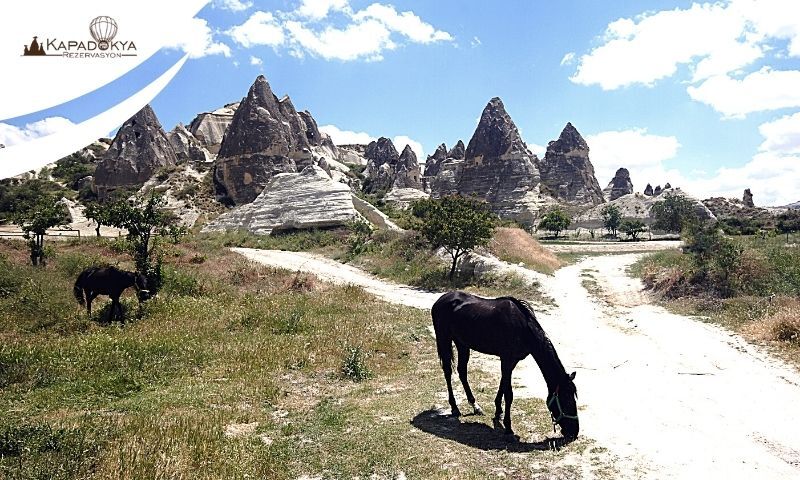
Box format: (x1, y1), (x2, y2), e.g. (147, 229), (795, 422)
(451, 408), (461, 418)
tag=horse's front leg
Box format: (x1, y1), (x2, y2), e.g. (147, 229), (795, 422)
(500, 357), (518, 436)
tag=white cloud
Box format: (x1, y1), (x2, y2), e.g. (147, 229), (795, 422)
(528, 143), (546, 157)
(227, 11), (286, 48)
(319, 125), (374, 145)
(681, 152), (800, 206)
(296, 0), (349, 20)
(0, 117), (76, 147)
(586, 129), (681, 187)
(249, 55), (263, 66)
(559, 52), (575, 66)
(163, 17), (231, 58)
(284, 19), (394, 61)
(759, 111), (800, 154)
(214, 0), (252, 12)
(228, 2), (452, 62)
(686, 68), (800, 118)
(319, 125), (424, 159)
(471, 36), (482, 47)
(353, 4), (452, 43)
(570, 0), (800, 92)
(392, 135), (424, 160)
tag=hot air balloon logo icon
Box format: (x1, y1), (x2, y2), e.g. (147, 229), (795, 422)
(89, 16), (118, 51)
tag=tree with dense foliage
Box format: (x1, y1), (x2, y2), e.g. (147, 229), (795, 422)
(777, 210), (800, 242)
(104, 195), (184, 293)
(538, 208), (571, 238)
(12, 196), (69, 266)
(601, 204), (621, 237)
(651, 193), (699, 233)
(619, 219), (647, 240)
(412, 195), (497, 280)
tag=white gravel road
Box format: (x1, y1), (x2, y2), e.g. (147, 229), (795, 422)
(232, 247), (800, 479)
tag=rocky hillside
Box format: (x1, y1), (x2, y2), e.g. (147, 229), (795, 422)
(21, 73), (775, 236)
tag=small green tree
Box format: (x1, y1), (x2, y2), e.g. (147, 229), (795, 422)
(538, 208), (571, 238)
(619, 219), (647, 240)
(12, 196), (69, 266)
(105, 195), (184, 293)
(412, 195), (497, 280)
(84, 201), (112, 237)
(651, 193), (699, 233)
(601, 204), (622, 237)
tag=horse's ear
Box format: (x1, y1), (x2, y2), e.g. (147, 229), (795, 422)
(569, 371), (576, 380)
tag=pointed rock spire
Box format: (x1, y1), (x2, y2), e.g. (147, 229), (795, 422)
(465, 97), (530, 159)
(447, 139), (465, 160)
(603, 167), (634, 201)
(93, 104), (178, 200)
(539, 122), (604, 205)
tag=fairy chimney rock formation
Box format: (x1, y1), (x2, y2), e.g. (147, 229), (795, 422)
(447, 139), (466, 160)
(603, 167), (634, 201)
(394, 144), (423, 190)
(213, 75), (328, 205)
(423, 143), (448, 177)
(644, 183), (654, 196)
(362, 137), (401, 194)
(538, 122), (604, 205)
(743, 188), (754, 207)
(449, 97), (541, 220)
(93, 104), (178, 200)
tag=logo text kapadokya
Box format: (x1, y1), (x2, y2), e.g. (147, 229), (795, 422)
(22, 16), (137, 59)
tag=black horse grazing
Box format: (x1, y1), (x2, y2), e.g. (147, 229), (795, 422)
(432, 291), (579, 440)
(73, 266), (151, 323)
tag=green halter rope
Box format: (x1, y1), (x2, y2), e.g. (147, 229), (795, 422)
(547, 385), (579, 425)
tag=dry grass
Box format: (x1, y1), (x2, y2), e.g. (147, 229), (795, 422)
(744, 297), (800, 345)
(487, 228), (562, 275)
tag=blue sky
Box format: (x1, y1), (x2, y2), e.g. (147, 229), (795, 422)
(3, 0), (800, 205)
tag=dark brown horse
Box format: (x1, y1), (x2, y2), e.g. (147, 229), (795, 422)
(73, 266), (151, 323)
(432, 291), (579, 440)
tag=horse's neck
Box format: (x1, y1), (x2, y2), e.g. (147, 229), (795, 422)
(529, 337), (567, 390)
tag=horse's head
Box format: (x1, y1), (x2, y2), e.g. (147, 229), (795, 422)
(547, 371), (579, 440)
(135, 273), (153, 302)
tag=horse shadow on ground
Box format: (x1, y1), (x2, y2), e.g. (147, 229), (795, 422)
(410, 409), (572, 452)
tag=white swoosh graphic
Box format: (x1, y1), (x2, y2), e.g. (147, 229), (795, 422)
(0, 54), (189, 179)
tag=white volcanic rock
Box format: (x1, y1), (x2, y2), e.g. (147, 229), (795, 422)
(188, 102), (238, 152)
(202, 165), (358, 235)
(574, 187), (716, 229)
(168, 124), (213, 163)
(337, 144), (368, 166)
(351, 195), (402, 231)
(384, 187), (430, 209)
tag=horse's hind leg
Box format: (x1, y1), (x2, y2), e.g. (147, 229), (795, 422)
(455, 343), (482, 415)
(435, 332), (460, 417)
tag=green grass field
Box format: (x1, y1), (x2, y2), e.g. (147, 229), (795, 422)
(0, 236), (602, 479)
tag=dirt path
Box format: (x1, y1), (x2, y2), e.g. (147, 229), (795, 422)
(233, 247), (800, 479)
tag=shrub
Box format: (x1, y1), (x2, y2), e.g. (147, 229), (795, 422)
(340, 346), (371, 382)
(620, 219), (647, 240)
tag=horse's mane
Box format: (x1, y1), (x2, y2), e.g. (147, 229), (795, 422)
(499, 296), (572, 389)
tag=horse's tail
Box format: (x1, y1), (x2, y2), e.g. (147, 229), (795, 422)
(431, 296), (455, 370)
(73, 275), (85, 305)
